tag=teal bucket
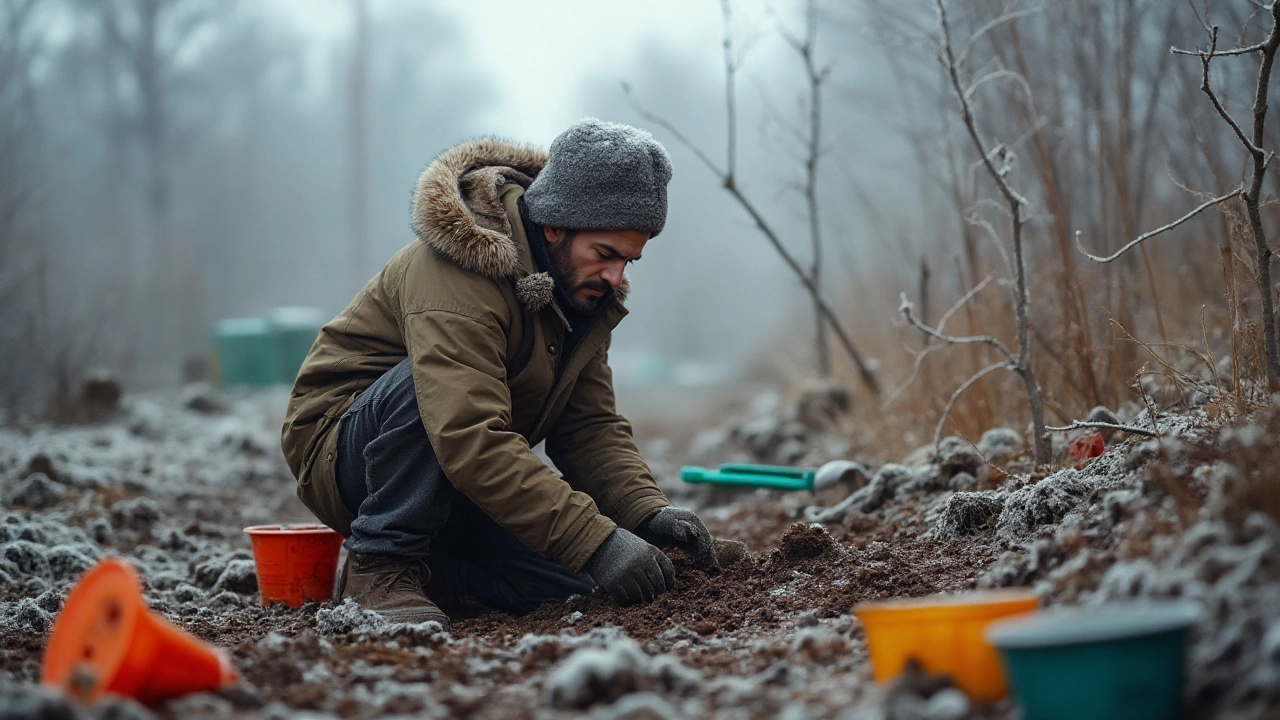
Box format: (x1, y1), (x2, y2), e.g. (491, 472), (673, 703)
(266, 307), (326, 386)
(212, 308), (325, 388)
(212, 317), (278, 387)
(987, 603), (1200, 720)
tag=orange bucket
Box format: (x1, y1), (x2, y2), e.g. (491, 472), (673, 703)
(42, 558), (238, 706)
(854, 590), (1038, 701)
(243, 524), (344, 608)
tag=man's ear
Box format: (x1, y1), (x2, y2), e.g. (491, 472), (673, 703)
(543, 225), (565, 245)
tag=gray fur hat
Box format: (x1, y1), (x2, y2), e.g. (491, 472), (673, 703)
(524, 117), (673, 237)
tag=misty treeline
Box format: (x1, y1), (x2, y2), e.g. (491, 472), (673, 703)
(0, 0), (488, 414)
(2, 0), (1279, 442)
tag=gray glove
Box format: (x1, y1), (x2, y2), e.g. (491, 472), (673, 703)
(636, 506), (720, 572)
(583, 528), (676, 605)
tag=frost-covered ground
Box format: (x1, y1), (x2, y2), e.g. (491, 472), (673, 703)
(1, 383), (1278, 719)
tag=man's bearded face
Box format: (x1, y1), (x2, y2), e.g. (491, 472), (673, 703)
(543, 226), (651, 314)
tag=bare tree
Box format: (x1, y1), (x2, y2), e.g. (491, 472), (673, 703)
(627, 0), (880, 395)
(347, 0), (370, 294)
(898, 0), (1051, 465)
(82, 0), (225, 370)
(1076, 2), (1280, 383)
(0, 0), (46, 412)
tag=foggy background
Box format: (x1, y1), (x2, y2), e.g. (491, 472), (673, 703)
(3, 0), (1274, 441)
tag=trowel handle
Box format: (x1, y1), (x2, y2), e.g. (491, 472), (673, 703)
(679, 465), (815, 491)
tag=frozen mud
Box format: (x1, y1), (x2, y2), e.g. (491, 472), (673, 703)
(0, 386), (1277, 718)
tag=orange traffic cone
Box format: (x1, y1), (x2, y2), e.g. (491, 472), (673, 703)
(41, 557), (238, 706)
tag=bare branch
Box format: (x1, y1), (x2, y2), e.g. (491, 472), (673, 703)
(1075, 185), (1244, 263)
(900, 293), (1017, 364)
(937, 274), (995, 334)
(1044, 421), (1160, 438)
(965, 212), (1015, 276)
(1197, 28), (1266, 156)
(963, 68), (1035, 106)
(883, 275), (995, 409)
(1172, 42), (1268, 56)
(933, 362), (1010, 451)
(956, 6), (1043, 68)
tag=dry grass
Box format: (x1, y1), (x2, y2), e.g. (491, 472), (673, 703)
(802, 229), (1273, 463)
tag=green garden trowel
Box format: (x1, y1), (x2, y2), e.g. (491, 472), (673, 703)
(679, 460), (864, 492)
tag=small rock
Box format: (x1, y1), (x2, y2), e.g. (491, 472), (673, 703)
(795, 378), (852, 428)
(795, 610), (819, 628)
(1085, 406), (1121, 426)
(77, 368), (124, 422)
(947, 472), (977, 492)
(712, 538), (748, 568)
(977, 427), (1022, 464)
(179, 382), (227, 414)
(111, 497), (161, 536)
(934, 492), (1003, 539)
(212, 558), (258, 595)
(935, 436), (983, 478)
(3, 473), (66, 510)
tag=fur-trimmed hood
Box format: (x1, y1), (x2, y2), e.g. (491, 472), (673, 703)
(411, 138), (547, 280)
(410, 138), (629, 309)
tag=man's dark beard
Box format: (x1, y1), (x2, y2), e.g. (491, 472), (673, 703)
(548, 235), (610, 314)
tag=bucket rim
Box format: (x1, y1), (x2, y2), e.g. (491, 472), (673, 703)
(854, 589), (1038, 618)
(242, 523), (340, 536)
(986, 601), (1201, 649)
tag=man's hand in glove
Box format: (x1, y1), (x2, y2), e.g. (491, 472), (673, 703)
(636, 506), (720, 572)
(583, 528), (676, 605)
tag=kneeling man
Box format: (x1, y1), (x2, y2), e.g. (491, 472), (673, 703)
(282, 118), (717, 628)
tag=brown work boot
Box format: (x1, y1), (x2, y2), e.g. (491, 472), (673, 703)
(335, 552), (452, 629)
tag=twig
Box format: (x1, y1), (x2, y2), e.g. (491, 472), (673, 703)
(900, 293), (1017, 365)
(1133, 375), (1163, 436)
(1044, 421), (1160, 438)
(933, 362), (1010, 451)
(883, 275), (994, 408)
(937, 274), (995, 334)
(1074, 185), (1244, 263)
(1198, 28), (1265, 156)
(956, 6), (1042, 68)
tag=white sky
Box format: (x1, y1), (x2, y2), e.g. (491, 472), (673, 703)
(282, 0), (764, 141)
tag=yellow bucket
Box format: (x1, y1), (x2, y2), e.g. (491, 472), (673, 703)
(854, 590), (1038, 701)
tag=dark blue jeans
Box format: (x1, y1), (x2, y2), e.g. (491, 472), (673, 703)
(335, 359), (594, 615)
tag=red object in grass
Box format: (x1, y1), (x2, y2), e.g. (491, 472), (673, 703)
(1069, 432), (1106, 469)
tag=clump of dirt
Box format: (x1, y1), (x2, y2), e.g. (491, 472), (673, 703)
(777, 522), (836, 562)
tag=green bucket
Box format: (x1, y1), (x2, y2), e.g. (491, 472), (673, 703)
(267, 307), (326, 386)
(212, 308), (326, 387)
(212, 317), (278, 387)
(987, 602), (1200, 720)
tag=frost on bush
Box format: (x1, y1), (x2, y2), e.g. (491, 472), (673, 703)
(995, 471), (1091, 542)
(544, 632), (701, 709)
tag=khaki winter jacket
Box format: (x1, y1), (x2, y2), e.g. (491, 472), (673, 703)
(280, 139), (671, 573)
